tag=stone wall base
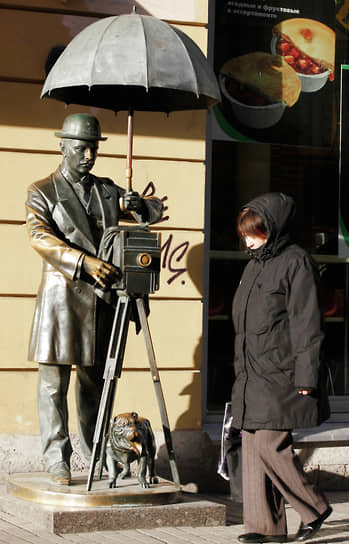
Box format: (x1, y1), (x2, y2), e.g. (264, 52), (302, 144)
(297, 445), (349, 490)
(1, 432), (349, 492)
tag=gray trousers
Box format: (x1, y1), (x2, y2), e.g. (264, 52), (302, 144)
(38, 363), (104, 471)
(242, 430), (329, 536)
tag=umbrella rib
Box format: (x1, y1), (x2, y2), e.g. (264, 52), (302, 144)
(89, 17), (117, 88)
(172, 28), (200, 98)
(139, 15), (149, 92)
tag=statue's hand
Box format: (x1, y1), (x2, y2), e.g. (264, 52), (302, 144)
(82, 255), (119, 289)
(120, 191), (144, 213)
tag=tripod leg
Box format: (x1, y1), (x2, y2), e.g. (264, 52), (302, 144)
(86, 296), (131, 491)
(135, 297), (181, 488)
(97, 298), (130, 479)
(97, 380), (115, 480)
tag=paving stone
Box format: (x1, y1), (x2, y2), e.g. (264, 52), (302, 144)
(141, 527), (191, 544)
(112, 529), (160, 543)
(171, 525), (234, 543)
(173, 527), (239, 544)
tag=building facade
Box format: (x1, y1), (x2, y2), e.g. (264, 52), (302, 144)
(1, 0), (349, 492)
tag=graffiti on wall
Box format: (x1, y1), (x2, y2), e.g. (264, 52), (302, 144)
(143, 182), (190, 286)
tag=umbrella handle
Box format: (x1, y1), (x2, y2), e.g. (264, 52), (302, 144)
(120, 110), (134, 212)
(126, 109), (133, 193)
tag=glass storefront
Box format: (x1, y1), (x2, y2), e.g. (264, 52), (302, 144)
(203, 0), (349, 422)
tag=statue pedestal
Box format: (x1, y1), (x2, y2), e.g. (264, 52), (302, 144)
(2, 472), (226, 534)
(7, 472), (180, 507)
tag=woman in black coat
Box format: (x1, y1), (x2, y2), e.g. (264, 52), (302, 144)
(231, 193), (331, 543)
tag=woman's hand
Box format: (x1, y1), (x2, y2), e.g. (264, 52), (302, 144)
(298, 388), (312, 396)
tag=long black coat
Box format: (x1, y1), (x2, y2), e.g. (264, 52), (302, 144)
(26, 167), (163, 366)
(231, 193), (329, 430)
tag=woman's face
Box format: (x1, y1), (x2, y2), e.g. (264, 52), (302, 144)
(244, 233), (267, 250)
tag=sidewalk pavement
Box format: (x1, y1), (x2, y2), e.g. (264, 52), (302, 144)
(0, 489), (348, 543)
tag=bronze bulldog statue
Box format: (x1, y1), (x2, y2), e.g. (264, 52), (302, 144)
(106, 412), (159, 488)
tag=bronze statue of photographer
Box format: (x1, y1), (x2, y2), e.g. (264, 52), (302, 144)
(26, 113), (163, 485)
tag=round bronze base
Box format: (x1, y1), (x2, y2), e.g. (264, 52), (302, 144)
(7, 472), (181, 508)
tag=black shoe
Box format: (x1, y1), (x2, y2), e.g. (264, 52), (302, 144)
(238, 534), (287, 543)
(295, 506), (332, 541)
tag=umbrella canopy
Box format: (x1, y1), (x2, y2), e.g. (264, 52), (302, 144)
(41, 12), (220, 112)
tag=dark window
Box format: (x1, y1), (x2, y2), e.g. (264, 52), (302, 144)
(204, 0), (349, 417)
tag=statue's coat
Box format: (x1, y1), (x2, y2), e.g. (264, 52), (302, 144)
(26, 168), (162, 366)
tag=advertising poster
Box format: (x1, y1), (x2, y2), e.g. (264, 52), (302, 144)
(211, 1), (336, 147)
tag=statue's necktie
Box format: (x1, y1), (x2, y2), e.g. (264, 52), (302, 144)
(76, 179), (91, 206)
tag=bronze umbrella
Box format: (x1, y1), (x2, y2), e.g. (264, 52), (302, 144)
(41, 10), (220, 192)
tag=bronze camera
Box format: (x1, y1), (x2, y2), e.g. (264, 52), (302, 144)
(102, 227), (161, 296)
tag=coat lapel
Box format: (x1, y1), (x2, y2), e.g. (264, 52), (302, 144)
(51, 168), (96, 254)
(92, 176), (118, 229)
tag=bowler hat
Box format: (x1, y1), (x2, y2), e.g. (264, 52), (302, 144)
(55, 113), (107, 141)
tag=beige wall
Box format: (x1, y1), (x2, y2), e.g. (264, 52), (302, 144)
(0, 1), (208, 436)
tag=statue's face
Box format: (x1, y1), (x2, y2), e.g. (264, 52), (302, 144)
(61, 138), (98, 179)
